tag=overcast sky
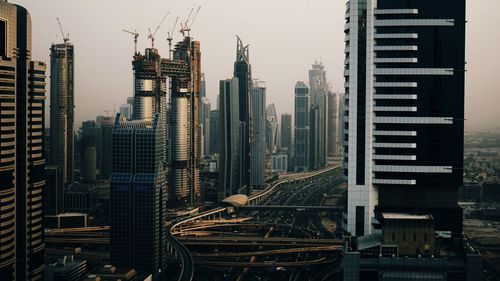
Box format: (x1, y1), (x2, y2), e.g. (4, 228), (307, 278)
(13, 0), (500, 132)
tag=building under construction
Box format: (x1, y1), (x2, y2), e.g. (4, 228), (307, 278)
(120, 29), (202, 209)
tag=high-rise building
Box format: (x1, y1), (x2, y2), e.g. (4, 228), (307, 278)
(169, 36), (202, 207)
(126, 96), (134, 119)
(49, 38), (75, 185)
(97, 116), (114, 180)
(110, 114), (167, 278)
(344, 0), (465, 236)
(44, 166), (64, 216)
(309, 62), (327, 169)
(234, 36), (252, 190)
(327, 90), (338, 157)
(294, 81), (310, 172)
(201, 97), (211, 158)
(81, 135), (97, 183)
(309, 105), (320, 170)
(0, 2), (46, 279)
(119, 103), (133, 120)
(266, 103), (279, 155)
(280, 113), (292, 153)
(209, 110), (219, 155)
(219, 78), (241, 198)
(250, 80), (266, 188)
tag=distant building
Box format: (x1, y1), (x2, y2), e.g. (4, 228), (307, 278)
(309, 104), (320, 170)
(81, 134), (97, 183)
(45, 213), (88, 229)
(266, 103), (279, 155)
(50, 40), (75, 185)
(250, 80), (267, 188)
(201, 97), (211, 157)
(219, 78), (241, 199)
(209, 110), (220, 155)
(327, 91), (338, 157)
(280, 113), (292, 153)
(234, 36), (252, 191)
(119, 103), (133, 120)
(45, 166), (65, 216)
(0, 3), (47, 278)
(97, 116), (114, 179)
(272, 154), (289, 173)
(309, 62), (327, 168)
(294, 81), (310, 172)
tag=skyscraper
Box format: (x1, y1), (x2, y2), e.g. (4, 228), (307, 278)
(266, 103), (279, 155)
(327, 90), (338, 157)
(308, 62), (327, 169)
(110, 114), (167, 278)
(219, 78), (241, 198)
(50, 37), (75, 185)
(209, 110), (220, 155)
(344, 0), (465, 236)
(169, 36), (202, 207)
(250, 80), (267, 188)
(201, 97), (211, 158)
(234, 36), (252, 190)
(0, 2), (46, 279)
(280, 113), (292, 153)
(294, 81), (310, 172)
(309, 105), (320, 170)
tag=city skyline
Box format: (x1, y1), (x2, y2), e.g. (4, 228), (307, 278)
(13, 0), (500, 132)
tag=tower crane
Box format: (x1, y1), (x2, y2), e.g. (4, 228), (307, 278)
(122, 29), (139, 55)
(56, 17), (70, 43)
(167, 17), (179, 59)
(180, 6), (201, 38)
(147, 12), (170, 49)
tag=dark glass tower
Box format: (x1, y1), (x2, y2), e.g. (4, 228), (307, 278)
(280, 114), (292, 153)
(344, 0), (465, 236)
(294, 81), (310, 172)
(0, 2), (46, 279)
(110, 114), (167, 279)
(233, 36), (252, 191)
(219, 78), (241, 198)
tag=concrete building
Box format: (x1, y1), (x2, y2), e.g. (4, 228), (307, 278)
(309, 104), (320, 170)
(97, 116), (114, 180)
(343, 0), (466, 236)
(309, 62), (327, 169)
(110, 114), (167, 279)
(219, 78), (241, 198)
(234, 36), (252, 191)
(294, 81), (310, 172)
(250, 80), (267, 188)
(0, 3), (47, 278)
(50, 39), (75, 185)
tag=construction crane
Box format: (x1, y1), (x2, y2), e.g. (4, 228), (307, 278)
(167, 17), (179, 59)
(180, 5), (201, 38)
(122, 29), (139, 55)
(147, 12), (170, 49)
(56, 17), (70, 43)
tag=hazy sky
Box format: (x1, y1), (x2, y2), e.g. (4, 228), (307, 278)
(13, 0), (500, 132)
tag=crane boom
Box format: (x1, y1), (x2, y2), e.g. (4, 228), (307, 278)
(56, 17), (69, 43)
(189, 6), (202, 28)
(148, 12), (170, 48)
(122, 29), (139, 55)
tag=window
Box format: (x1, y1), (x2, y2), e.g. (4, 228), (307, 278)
(392, 233), (395, 241)
(0, 20), (6, 57)
(413, 233), (417, 242)
(424, 233), (428, 242)
(402, 233), (406, 242)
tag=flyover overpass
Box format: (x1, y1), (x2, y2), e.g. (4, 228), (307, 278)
(238, 205), (342, 212)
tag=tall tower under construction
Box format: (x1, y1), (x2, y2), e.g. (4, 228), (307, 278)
(169, 36), (202, 207)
